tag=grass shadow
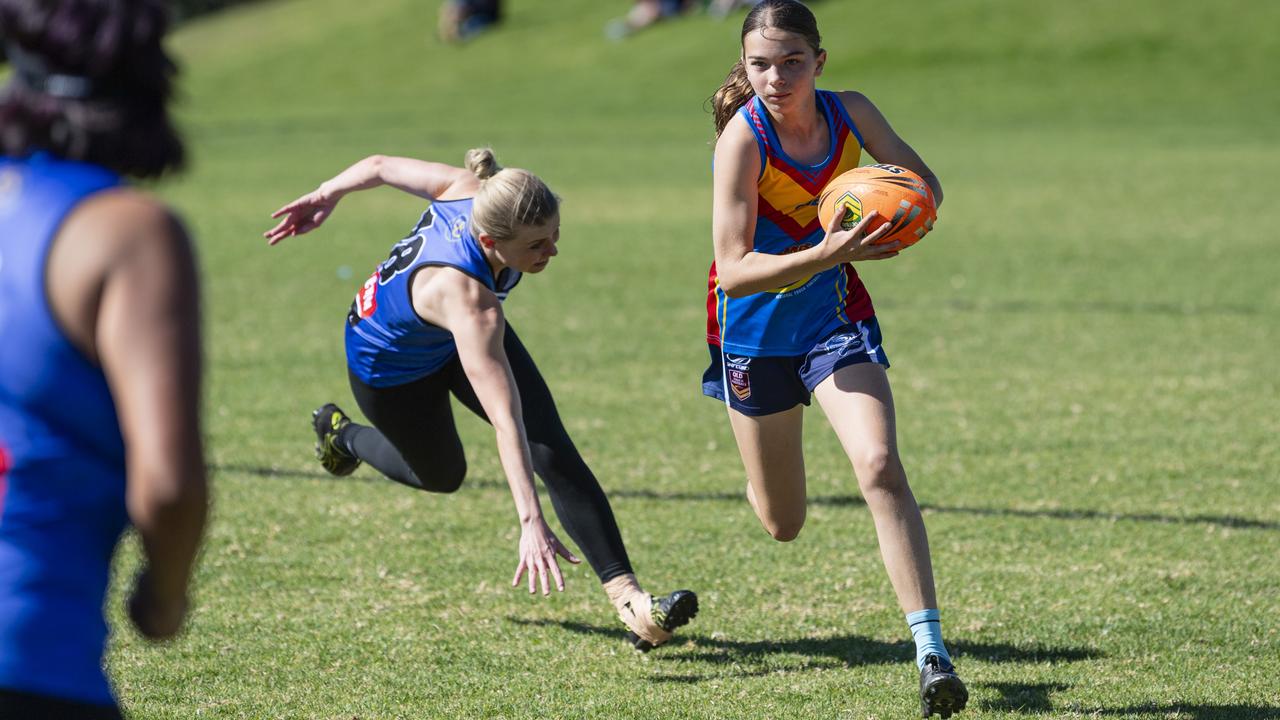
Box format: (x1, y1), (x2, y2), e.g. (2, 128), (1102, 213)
(510, 618), (1100, 672)
(978, 687), (1280, 718)
(980, 682), (1072, 714)
(924, 504), (1280, 531)
(217, 464), (1280, 531)
(211, 462), (370, 482)
(1087, 704), (1280, 719)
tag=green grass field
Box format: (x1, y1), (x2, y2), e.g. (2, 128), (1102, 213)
(104, 1), (1279, 717)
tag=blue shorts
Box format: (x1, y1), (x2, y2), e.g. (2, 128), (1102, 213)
(701, 317), (889, 416)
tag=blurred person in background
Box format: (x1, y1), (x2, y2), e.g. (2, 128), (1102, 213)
(0, 1), (208, 718)
(607, 0), (766, 39)
(265, 148), (698, 652)
(438, 0), (501, 42)
(605, 0), (695, 40)
(709, 0), (764, 20)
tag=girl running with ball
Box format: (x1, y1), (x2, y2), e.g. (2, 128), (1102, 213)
(704, 1), (966, 715)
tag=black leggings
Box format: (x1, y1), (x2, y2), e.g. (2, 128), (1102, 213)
(342, 324), (632, 583)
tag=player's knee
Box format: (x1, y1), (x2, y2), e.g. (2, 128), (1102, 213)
(433, 472), (465, 494)
(759, 513), (806, 542)
(416, 457), (467, 494)
(853, 447), (906, 494)
(528, 442), (557, 474)
(768, 523), (804, 542)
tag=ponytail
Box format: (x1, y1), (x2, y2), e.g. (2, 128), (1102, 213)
(711, 60), (754, 138)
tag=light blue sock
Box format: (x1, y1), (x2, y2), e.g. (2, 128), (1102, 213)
(906, 608), (951, 670)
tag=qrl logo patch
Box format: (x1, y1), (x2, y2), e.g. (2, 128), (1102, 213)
(835, 191), (863, 230)
(729, 368), (751, 401)
(725, 355), (752, 401)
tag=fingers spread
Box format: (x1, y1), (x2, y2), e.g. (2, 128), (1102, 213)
(861, 223), (893, 246)
(548, 555), (565, 592)
(826, 204), (848, 235)
(555, 542), (581, 565)
(852, 210), (880, 236)
(537, 557), (550, 596)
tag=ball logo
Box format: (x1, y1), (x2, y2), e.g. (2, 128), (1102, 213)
(835, 191), (863, 230)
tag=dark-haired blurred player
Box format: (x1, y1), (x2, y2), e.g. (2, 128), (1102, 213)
(0, 1), (206, 718)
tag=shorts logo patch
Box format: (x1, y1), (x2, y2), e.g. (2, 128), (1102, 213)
(724, 355), (752, 401)
(824, 332), (867, 354)
(729, 368), (751, 401)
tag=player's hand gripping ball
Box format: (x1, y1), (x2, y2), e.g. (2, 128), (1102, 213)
(817, 164), (937, 249)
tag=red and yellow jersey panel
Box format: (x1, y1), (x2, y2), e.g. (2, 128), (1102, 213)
(707, 90), (876, 356)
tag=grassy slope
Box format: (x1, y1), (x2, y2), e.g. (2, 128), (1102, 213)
(105, 1), (1279, 717)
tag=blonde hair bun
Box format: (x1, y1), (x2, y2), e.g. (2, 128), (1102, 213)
(464, 147), (502, 180)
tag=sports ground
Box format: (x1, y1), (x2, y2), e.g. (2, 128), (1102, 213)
(105, 1), (1279, 717)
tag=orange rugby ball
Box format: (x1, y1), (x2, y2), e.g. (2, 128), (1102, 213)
(817, 164), (937, 249)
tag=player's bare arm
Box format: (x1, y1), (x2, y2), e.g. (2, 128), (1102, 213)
(52, 189), (207, 640)
(713, 116), (895, 298)
(840, 91), (943, 206)
(264, 155), (479, 244)
(421, 268), (579, 596)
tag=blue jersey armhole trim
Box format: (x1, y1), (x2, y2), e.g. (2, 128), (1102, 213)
(738, 100), (767, 182)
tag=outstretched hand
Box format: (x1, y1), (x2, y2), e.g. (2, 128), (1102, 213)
(821, 208), (900, 264)
(512, 517), (581, 596)
(264, 189), (338, 245)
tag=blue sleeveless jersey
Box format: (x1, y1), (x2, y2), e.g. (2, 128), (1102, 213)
(0, 153), (126, 705)
(345, 198), (521, 387)
(706, 90), (876, 356)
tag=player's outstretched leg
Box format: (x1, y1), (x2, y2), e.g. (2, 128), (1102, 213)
(312, 403), (361, 476)
(603, 574), (698, 652)
(919, 654), (968, 719)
